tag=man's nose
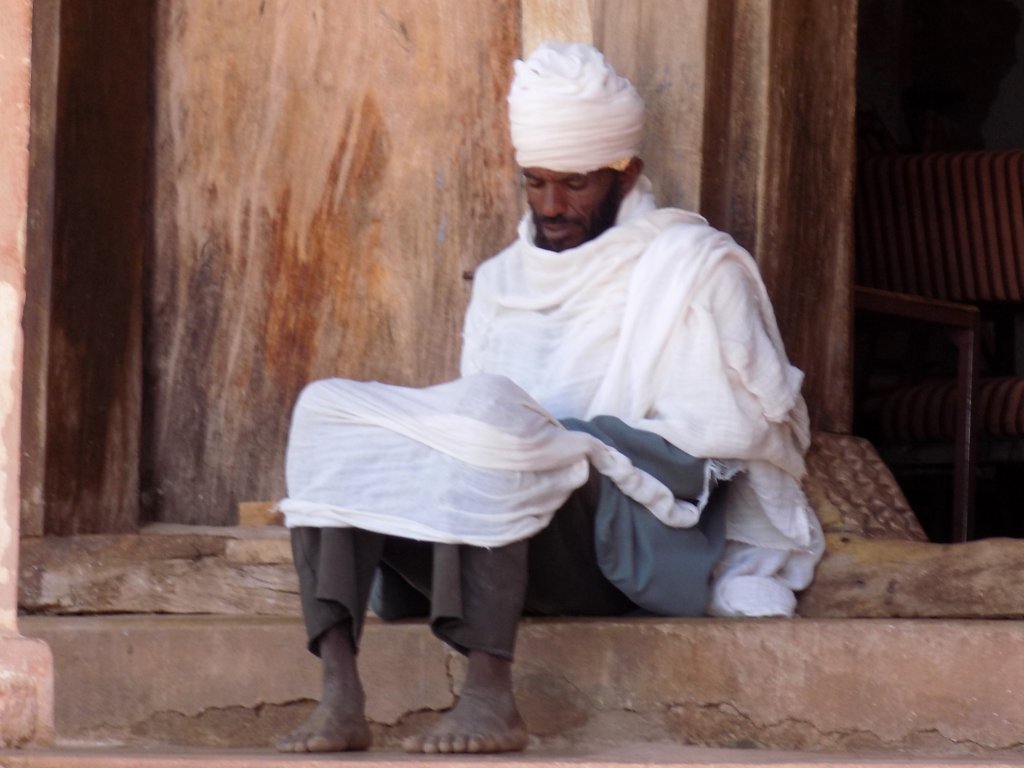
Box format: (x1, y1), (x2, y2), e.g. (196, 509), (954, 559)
(539, 183), (567, 217)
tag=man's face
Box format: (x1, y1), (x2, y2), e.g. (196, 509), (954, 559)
(523, 166), (624, 252)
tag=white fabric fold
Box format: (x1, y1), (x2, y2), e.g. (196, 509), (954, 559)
(460, 178), (824, 616)
(280, 374), (710, 546)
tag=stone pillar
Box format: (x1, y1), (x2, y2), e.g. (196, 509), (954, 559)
(0, 0), (56, 747)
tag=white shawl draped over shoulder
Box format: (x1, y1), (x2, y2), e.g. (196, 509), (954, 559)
(460, 177), (824, 616)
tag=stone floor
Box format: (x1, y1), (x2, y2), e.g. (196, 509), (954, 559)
(3, 742), (1024, 768)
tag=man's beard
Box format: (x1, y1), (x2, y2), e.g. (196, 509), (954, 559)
(532, 176), (623, 252)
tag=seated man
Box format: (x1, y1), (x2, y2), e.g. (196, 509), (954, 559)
(275, 41), (823, 756)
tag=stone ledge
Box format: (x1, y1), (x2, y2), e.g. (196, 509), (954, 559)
(22, 527), (1024, 620)
(799, 534), (1024, 618)
(18, 615), (1024, 756)
(18, 528), (297, 616)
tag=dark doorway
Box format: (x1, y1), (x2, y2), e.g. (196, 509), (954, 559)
(854, 0), (1024, 541)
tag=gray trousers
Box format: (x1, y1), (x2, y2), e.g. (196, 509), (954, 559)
(291, 417), (726, 661)
(291, 470), (636, 661)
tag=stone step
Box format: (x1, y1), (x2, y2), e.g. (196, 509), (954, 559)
(1, 743), (1022, 768)
(18, 518), (1024, 621)
(17, 615), (1024, 758)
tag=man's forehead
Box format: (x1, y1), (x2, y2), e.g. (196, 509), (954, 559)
(521, 167), (592, 182)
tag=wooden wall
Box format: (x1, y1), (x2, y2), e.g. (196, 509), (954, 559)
(148, 1), (521, 523)
(25, 0), (854, 532)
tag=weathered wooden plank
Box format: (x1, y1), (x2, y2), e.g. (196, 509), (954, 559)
(237, 500), (282, 527)
(42, 0), (152, 534)
(18, 527), (298, 616)
(150, 1), (521, 524)
(758, 0), (857, 433)
(799, 534), (1024, 618)
(699, 0), (770, 247)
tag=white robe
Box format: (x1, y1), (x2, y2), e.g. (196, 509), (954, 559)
(281, 177), (824, 617)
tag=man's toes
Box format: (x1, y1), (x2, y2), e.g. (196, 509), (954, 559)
(303, 735), (331, 752)
(275, 733), (302, 753)
(467, 732), (496, 753)
(404, 723), (525, 754)
(405, 733), (456, 754)
(404, 734), (435, 754)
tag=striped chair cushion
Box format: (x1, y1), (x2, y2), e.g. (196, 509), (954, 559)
(857, 150), (1024, 303)
(880, 376), (1024, 442)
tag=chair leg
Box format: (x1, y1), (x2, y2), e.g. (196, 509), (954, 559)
(951, 326), (978, 542)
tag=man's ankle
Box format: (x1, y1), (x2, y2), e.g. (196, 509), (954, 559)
(464, 650), (514, 693)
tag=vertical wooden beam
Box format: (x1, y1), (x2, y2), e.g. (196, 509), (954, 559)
(701, 0), (857, 433)
(43, 0), (153, 534)
(758, 0), (857, 433)
(700, 0), (771, 247)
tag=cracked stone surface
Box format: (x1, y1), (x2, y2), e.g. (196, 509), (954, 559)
(20, 615), (452, 747)
(19, 615), (1024, 754)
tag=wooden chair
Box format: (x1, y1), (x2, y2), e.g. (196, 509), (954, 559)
(854, 150), (1024, 541)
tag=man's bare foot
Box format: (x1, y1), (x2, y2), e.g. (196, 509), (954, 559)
(276, 627), (371, 753)
(403, 650), (528, 754)
(275, 699), (371, 753)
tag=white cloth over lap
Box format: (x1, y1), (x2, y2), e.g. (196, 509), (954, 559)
(280, 374), (690, 547)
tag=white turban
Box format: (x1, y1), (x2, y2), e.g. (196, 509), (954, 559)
(508, 42), (644, 174)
